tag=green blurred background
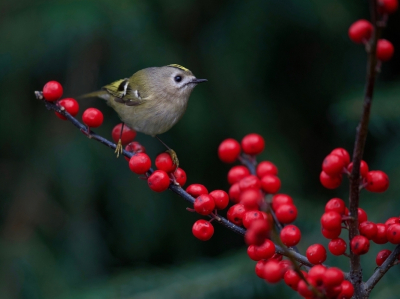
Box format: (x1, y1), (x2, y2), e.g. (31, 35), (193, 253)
(1, 0), (400, 298)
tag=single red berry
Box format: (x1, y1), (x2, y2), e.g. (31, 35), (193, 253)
(328, 238), (347, 256)
(227, 165), (250, 184)
(297, 278), (317, 297)
(243, 210), (264, 229)
(209, 190), (229, 210)
(194, 194), (215, 215)
(358, 208), (368, 224)
(186, 184), (208, 197)
(372, 223), (388, 244)
(228, 183), (241, 203)
(238, 175), (261, 191)
(82, 108), (103, 128)
(256, 161), (278, 178)
(269, 253), (283, 262)
(255, 260), (267, 278)
(43, 81), (63, 101)
(247, 245), (260, 261)
(377, 39), (395, 62)
(241, 133), (265, 155)
(260, 175), (281, 194)
(280, 225), (301, 247)
(322, 154), (346, 176)
(227, 204), (246, 226)
(379, 0), (399, 13)
(128, 153), (151, 174)
(326, 285), (343, 298)
(275, 204), (297, 224)
(148, 170), (170, 192)
(376, 249), (392, 266)
(308, 265), (327, 285)
(322, 227), (342, 239)
(192, 220), (214, 241)
(263, 260), (282, 283)
(245, 219), (270, 245)
(320, 171), (342, 189)
(351, 235), (370, 255)
(271, 194), (293, 211)
(306, 244), (327, 264)
(386, 223), (400, 244)
(348, 20), (373, 44)
(155, 153), (177, 173)
(385, 217), (400, 227)
(240, 189), (262, 211)
(347, 160), (369, 177)
(174, 168), (187, 186)
(325, 198), (346, 215)
(359, 221), (377, 239)
(124, 142), (146, 161)
(55, 98), (79, 120)
(218, 138), (241, 163)
(255, 239), (275, 260)
(111, 123), (136, 145)
(365, 170), (389, 192)
(330, 148), (350, 165)
(284, 269), (303, 290)
(339, 280), (355, 299)
(323, 267), (344, 288)
(279, 260), (292, 276)
(321, 211), (342, 231)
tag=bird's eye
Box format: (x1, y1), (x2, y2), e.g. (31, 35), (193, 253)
(174, 75), (182, 82)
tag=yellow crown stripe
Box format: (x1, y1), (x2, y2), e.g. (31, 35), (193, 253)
(167, 64), (190, 72)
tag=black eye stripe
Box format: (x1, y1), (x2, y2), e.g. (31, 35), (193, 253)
(174, 75), (182, 82)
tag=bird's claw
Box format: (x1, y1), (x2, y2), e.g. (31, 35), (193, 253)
(115, 139), (123, 158)
(166, 149), (179, 169)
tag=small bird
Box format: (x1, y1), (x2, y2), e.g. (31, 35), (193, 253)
(81, 64), (207, 166)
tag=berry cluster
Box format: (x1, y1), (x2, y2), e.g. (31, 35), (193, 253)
(348, 0), (397, 61)
(319, 148), (389, 192)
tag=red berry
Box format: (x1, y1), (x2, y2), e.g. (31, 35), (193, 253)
(238, 175), (261, 191)
(325, 198), (346, 215)
(111, 123), (136, 145)
(256, 161), (278, 178)
(322, 227), (342, 239)
(331, 148), (351, 166)
(227, 204), (246, 226)
(260, 175), (281, 194)
(155, 153), (177, 173)
(284, 269), (303, 290)
(227, 165), (250, 184)
(358, 208), (368, 223)
(43, 81), (63, 101)
(186, 184), (208, 197)
(271, 194), (293, 211)
(372, 223), (388, 244)
(192, 220), (214, 241)
(280, 225), (301, 247)
(320, 171), (342, 189)
(194, 194), (215, 215)
(240, 189), (262, 211)
(322, 154), (346, 176)
(347, 160), (369, 177)
(365, 170), (389, 192)
(241, 133), (265, 155)
(351, 235), (370, 255)
(255, 239), (275, 260)
(245, 219), (270, 245)
(55, 98), (79, 120)
(385, 217), (400, 227)
(128, 153), (151, 174)
(124, 142), (146, 161)
(323, 267), (344, 288)
(255, 260), (267, 278)
(377, 39), (395, 62)
(308, 265), (327, 284)
(243, 210), (264, 229)
(297, 278), (316, 297)
(228, 183), (241, 203)
(339, 280), (355, 299)
(247, 245), (260, 261)
(376, 249), (392, 266)
(386, 223), (400, 244)
(379, 0), (399, 13)
(209, 190), (229, 210)
(174, 168), (187, 186)
(269, 253), (283, 262)
(263, 260), (282, 283)
(275, 204), (297, 224)
(82, 108), (104, 128)
(306, 244), (327, 264)
(348, 20), (373, 44)
(359, 221), (377, 239)
(218, 138), (241, 163)
(148, 170), (170, 192)
(328, 238), (347, 256)
(279, 260), (292, 276)
(321, 211), (342, 230)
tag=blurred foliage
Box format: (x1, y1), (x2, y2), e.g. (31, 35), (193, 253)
(1, 0), (400, 298)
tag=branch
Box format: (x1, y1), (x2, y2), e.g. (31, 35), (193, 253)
(35, 92), (316, 268)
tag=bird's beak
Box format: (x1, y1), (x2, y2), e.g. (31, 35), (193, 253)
(191, 78), (208, 84)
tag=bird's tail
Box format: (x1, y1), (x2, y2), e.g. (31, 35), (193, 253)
(78, 90), (110, 100)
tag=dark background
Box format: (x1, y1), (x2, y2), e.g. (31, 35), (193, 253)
(1, 0), (400, 298)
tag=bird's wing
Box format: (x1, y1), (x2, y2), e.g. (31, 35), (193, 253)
(102, 78), (144, 106)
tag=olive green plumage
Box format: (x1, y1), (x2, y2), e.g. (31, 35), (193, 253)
(81, 64), (207, 136)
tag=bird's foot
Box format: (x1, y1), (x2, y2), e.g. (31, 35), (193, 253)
(166, 149), (179, 169)
(115, 139), (123, 158)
